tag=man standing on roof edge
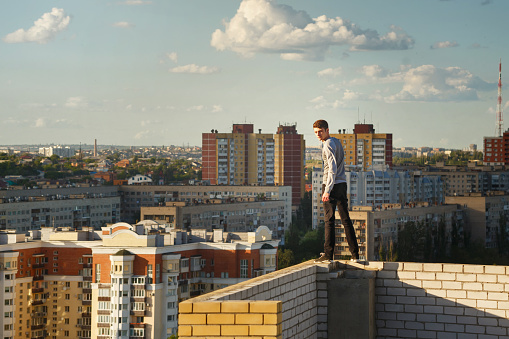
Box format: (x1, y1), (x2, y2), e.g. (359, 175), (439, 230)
(312, 119), (360, 263)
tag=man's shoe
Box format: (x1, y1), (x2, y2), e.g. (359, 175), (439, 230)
(314, 255), (332, 263)
(350, 258), (361, 263)
(350, 253), (361, 263)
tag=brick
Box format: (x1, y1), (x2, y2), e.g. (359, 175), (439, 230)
(443, 264), (463, 273)
(386, 320), (405, 328)
(498, 275), (509, 283)
(425, 322), (444, 331)
(179, 302), (193, 313)
(404, 263), (423, 271)
(437, 333), (456, 339)
(178, 325), (192, 336)
(486, 325), (507, 335)
(398, 271), (416, 279)
(485, 266), (505, 274)
(397, 313), (416, 321)
(236, 314), (264, 325)
(463, 282), (482, 291)
(467, 291), (487, 299)
(488, 292), (508, 301)
(192, 325), (221, 336)
(416, 272), (436, 280)
(193, 301), (221, 313)
(405, 321), (425, 330)
(378, 270), (397, 279)
(417, 296), (437, 305)
(447, 290), (467, 298)
(407, 288), (426, 297)
(437, 273), (456, 281)
(418, 330), (438, 338)
(498, 301), (509, 309)
(477, 300), (498, 308)
(442, 281), (462, 290)
(463, 265), (484, 274)
(264, 313), (282, 325)
(478, 317), (498, 326)
(387, 287), (406, 296)
(179, 313), (207, 325)
(457, 274), (476, 282)
(398, 329), (417, 338)
(250, 301), (281, 313)
(427, 289), (447, 298)
(483, 283), (504, 292)
(444, 307), (464, 315)
(424, 305), (444, 314)
(249, 324), (282, 336)
(221, 325), (249, 336)
(401, 279), (423, 288)
(221, 301), (250, 313)
(207, 313), (235, 325)
(424, 263), (443, 272)
(445, 323), (465, 333)
(465, 325), (485, 334)
(397, 296), (416, 304)
(422, 280), (442, 289)
(477, 274), (497, 283)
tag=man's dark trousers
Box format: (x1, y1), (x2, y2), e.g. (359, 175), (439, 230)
(322, 183), (359, 259)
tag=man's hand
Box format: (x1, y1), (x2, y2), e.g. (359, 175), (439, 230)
(322, 192), (330, 202)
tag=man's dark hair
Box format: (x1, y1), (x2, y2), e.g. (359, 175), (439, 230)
(313, 119), (328, 129)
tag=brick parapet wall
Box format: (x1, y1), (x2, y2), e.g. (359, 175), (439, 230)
(370, 261), (509, 339)
(179, 261), (332, 339)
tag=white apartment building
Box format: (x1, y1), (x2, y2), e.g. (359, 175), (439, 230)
(38, 146), (75, 158)
(312, 169), (444, 229)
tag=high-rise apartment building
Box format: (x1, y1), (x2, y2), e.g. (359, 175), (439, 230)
(312, 168), (444, 229)
(483, 134), (505, 165)
(0, 223), (278, 339)
(202, 124), (305, 206)
(331, 123), (392, 171)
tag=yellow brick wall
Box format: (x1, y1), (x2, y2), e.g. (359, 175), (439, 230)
(178, 300), (282, 339)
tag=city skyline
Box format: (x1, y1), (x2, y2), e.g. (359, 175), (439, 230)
(1, 0), (508, 149)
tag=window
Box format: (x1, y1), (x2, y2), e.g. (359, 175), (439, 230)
(240, 259), (248, 278)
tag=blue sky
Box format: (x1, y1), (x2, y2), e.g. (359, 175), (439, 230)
(1, 0), (507, 149)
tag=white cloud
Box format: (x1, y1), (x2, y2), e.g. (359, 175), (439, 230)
(64, 97), (88, 108)
(167, 52), (178, 63)
(211, 0), (414, 61)
(169, 64), (220, 74)
(3, 8), (70, 44)
(134, 130), (150, 140)
(126, 104), (133, 110)
(361, 64), (389, 78)
(212, 105), (223, 113)
(35, 118), (46, 128)
(112, 22), (135, 28)
(386, 65), (494, 102)
(430, 41), (459, 49)
(317, 67), (342, 77)
(187, 105), (205, 111)
(118, 0), (152, 5)
(342, 89), (362, 101)
(308, 96), (341, 109)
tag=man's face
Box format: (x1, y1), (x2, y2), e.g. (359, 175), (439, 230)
(314, 127), (329, 142)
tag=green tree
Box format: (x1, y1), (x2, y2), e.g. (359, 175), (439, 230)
(277, 248), (295, 269)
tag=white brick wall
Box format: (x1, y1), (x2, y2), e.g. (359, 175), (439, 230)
(376, 262), (509, 339)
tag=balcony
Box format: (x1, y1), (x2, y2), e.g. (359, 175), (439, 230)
(82, 300), (92, 306)
(31, 287), (44, 293)
(30, 324), (45, 330)
(33, 275), (44, 281)
(31, 300), (44, 306)
(130, 323), (146, 328)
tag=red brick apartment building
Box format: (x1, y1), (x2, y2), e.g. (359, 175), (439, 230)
(202, 123), (305, 207)
(0, 223), (278, 339)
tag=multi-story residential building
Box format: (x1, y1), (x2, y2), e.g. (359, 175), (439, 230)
(331, 123), (393, 171)
(38, 146), (75, 158)
(140, 198), (285, 235)
(0, 223), (278, 339)
(118, 185), (292, 236)
(311, 168), (444, 229)
(483, 135), (504, 165)
(340, 203), (462, 261)
(202, 123), (305, 207)
(0, 187), (120, 232)
(445, 191), (509, 248)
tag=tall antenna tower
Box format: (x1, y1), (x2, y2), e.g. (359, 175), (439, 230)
(496, 59), (503, 137)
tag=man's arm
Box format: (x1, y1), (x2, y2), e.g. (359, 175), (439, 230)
(322, 140), (338, 201)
